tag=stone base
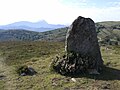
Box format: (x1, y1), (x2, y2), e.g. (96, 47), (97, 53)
(51, 52), (102, 75)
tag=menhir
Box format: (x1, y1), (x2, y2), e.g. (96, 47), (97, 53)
(53, 16), (103, 75)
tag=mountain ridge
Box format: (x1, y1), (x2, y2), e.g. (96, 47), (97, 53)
(0, 20), (66, 32)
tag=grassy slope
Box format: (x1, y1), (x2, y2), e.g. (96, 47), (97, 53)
(97, 21), (120, 27)
(0, 41), (120, 90)
(96, 21), (120, 42)
(0, 30), (43, 41)
(0, 28), (68, 42)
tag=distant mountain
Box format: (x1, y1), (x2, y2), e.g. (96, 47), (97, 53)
(0, 20), (66, 32)
(0, 21), (120, 45)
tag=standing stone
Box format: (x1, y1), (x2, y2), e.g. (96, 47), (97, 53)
(51, 16), (103, 75)
(65, 16), (103, 72)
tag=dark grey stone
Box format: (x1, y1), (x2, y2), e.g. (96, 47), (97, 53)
(65, 16), (103, 71)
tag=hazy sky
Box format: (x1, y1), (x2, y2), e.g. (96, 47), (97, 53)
(0, 0), (120, 25)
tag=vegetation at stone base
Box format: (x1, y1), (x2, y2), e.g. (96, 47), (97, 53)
(0, 41), (120, 90)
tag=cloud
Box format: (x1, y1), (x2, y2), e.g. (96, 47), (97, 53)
(0, 0), (120, 25)
(0, 0), (65, 24)
(108, 1), (120, 7)
(0, 0), (86, 25)
(59, 0), (88, 8)
(87, 7), (120, 22)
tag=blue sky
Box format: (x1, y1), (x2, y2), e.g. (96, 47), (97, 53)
(61, 0), (120, 8)
(0, 0), (120, 25)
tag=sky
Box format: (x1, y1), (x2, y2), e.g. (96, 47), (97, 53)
(0, 0), (120, 25)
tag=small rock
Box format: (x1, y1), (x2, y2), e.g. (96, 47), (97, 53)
(52, 82), (58, 86)
(18, 66), (37, 76)
(101, 83), (110, 89)
(106, 62), (111, 66)
(20, 73), (26, 76)
(71, 78), (76, 82)
(28, 67), (37, 75)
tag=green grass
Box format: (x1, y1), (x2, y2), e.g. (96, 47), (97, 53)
(0, 41), (120, 90)
(0, 81), (5, 89)
(0, 41), (64, 65)
(98, 21), (120, 27)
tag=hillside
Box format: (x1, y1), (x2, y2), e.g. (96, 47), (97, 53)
(0, 21), (120, 44)
(0, 28), (68, 42)
(0, 29), (42, 41)
(96, 21), (120, 45)
(0, 21), (120, 90)
(0, 41), (120, 90)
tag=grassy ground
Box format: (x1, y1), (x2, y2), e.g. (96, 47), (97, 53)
(0, 41), (120, 90)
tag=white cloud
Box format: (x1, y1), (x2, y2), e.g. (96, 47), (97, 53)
(108, 1), (120, 7)
(0, 0), (66, 24)
(0, 0), (120, 25)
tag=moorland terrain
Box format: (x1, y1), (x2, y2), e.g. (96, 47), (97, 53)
(0, 21), (120, 90)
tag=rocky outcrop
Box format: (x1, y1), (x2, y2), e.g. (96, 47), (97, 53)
(17, 65), (37, 76)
